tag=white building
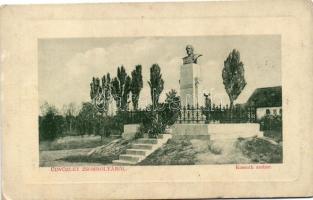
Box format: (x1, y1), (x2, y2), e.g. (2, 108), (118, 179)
(246, 86), (282, 120)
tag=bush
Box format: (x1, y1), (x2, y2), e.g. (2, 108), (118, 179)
(140, 111), (166, 138)
(259, 114), (282, 131)
(148, 114), (166, 138)
(159, 89), (181, 126)
(141, 90), (180, 138)
(39, 111), (65, 141)
(237, 137), (282, 163)
(140, 139), (197, 165)
(102, 115), (124, 137)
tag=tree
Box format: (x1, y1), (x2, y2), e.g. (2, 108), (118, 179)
(160, 89), (181, 126)
(76, 102), (97, 135)
(142, 90), (180, 138)
(39, 103), (64, 141)
(89, 73), (112, 115)
(222, 49), (247, 109)
(131, 65), (143, 110)
(90, 77), (101, 105)
(101, 73), (112, 114)
(148, 64), (164, 108)
(40, 101), (58, 116)
(111, 77), (120, 108)
(111, 66), (131, 110)
(62, 102), (78, 133)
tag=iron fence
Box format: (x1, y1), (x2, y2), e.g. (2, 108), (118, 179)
(118, 104), (257, 124)
(178, 104), (256, 124)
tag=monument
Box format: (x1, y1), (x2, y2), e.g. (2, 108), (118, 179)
(180, 45), (203, 107)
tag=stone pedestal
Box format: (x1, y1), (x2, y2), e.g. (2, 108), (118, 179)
(180, 63), (203, 107)
(171, 123), (263, 140)
(122, 124), (140, 140)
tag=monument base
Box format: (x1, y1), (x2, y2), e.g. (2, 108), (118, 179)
(171, 123), (263, 140)
(122, 124), (140, 140)
(180, 63), (203, 107)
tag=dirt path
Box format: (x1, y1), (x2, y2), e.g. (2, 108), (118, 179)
(40, 148), (104, 167)
(191, 139), (252, 164)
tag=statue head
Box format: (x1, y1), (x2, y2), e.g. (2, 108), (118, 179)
(186, 45), (194, 56)
(183, 45), (202, 64)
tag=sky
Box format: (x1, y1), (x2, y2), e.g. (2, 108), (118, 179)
(38, 35), (281, 110)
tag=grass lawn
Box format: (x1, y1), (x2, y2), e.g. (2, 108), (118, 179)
(40, 135), (115, 151)
(40, 148), (102, 167)
(39, 135), (117, 167)
(40, 134), (283, 166)
(140, 139), (197, 165)
(140, 136), (282, 165)
(60, 139), (132, 165)
(263, 130), (282, 143)
(141, 138), (253, 165)
(236, 136), (282, 163)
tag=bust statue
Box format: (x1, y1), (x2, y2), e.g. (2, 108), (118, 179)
(182, 45), (202, 64)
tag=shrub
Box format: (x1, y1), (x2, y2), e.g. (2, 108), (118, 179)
(39, 111), (65, 141)
(147, 112), (166, 138)
(140, 139), (197, 165)
(142, 90), (180, 138)
(103, 115), (124, 136)
(237, 137), (282, 163)
(159, 89), (181, 126)
(259, 114), (282, 131)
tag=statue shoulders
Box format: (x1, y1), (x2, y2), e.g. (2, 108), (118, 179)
(182, 54), (203, 64)
(182, 56), (193, 64)
(193, 54), (202, 59)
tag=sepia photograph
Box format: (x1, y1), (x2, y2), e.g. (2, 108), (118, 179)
(38, 35), (283, 166)
(2, 1), (313, 199)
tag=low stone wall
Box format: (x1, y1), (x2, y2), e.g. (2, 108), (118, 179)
(172, 123), (263, 140)
(172, 124), (209, 136)
(122, 124), (140, 140)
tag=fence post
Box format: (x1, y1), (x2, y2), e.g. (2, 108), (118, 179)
(183, 105), (186, 122)
(191, 105), (195, 122)
(196, 103), (199, 123)
(187, 104), (190, 123)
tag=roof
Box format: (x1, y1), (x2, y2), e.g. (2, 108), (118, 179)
(246, 86), (282, 107)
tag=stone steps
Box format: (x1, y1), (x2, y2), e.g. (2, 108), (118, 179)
(119, 154), (142, 162)
(131, 144), (153, 150)
(112, 160), (137, 165)
(112, 134), (172, 165)
(126, 149), (147, 156)
(133, 138), (158, 144)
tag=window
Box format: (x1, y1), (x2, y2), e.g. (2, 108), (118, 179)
(273, 109), (277, 115)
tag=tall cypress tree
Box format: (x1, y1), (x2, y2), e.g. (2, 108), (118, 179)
(148, 64), (164, 108)
(111, 66), (131, 110)
(222, 49), (247, 109)
(131, 65), (143, 110)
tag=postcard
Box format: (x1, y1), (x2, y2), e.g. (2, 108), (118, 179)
(1, 1), (313, 199)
